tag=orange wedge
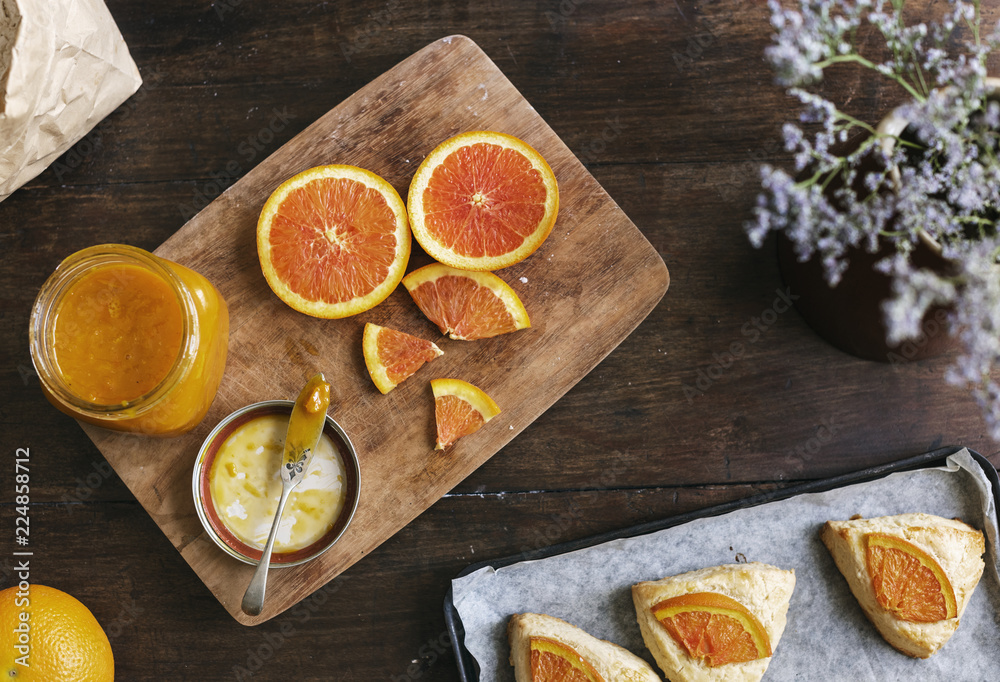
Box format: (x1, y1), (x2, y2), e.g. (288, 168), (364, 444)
(430, 378), (501, 449)
(865, 533), (958, 622)
(362, 323), (443, 394)
(402, 263), (530, 340)
(257, 165), (411, 318)
(407, 130), (559, 271)
(652, 592), (771, 667)
(529, 637), (606, 682)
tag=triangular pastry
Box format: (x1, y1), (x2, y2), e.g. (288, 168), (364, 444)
(632, 563), (795, 682)
(820, 512), (985, 658)
(508, 612), (661, 681)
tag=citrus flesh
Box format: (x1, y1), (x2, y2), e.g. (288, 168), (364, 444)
(362, 322), (443, 394)
(430, 377), (501, 449)
(652, 592), (771, 667)
(407, 130), (558, 271)
(257, 165), (411, 318)
(0, 584), (114, 681)
(529, 636), (606, 682)
(865, 532), (958, 622)
(402, 263), (530, 340)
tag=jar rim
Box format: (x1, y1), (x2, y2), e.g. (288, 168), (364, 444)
(29, 243), (200, 419)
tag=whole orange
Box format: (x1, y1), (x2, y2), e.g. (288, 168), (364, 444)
(0, 584), (114, 681)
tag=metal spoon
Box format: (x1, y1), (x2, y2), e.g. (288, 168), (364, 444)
(241, 373), (331, 616)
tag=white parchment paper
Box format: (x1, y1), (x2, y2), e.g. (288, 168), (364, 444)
(451, 450), (1000, 680)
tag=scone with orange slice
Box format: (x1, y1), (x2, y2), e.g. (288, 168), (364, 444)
(820, 513), (985, 658)
(507, 612), (660, 682)
(631, 563), (795, 682)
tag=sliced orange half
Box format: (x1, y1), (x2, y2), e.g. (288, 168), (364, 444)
(430, 378), (501, 450)
(257, 165), (411, 318)
(652, 592), (771, 667)
(529, 636), (606, 682)
(402, 263), (530, 340)
(407, 130), (559, 271)
(865, 533), (958, 622)
(362, 322), (443, 394)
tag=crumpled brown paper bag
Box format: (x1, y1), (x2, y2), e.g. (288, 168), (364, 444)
(0, 0), (142, 201)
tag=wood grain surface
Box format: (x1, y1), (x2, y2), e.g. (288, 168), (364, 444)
(1, 0), (998, 679)
(81, 35), (668, 625)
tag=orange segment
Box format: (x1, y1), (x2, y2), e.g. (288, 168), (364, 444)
(408, 130), (559, 271)
(402, 263), (530, 340)
(529, 637), (606, 682)
(257, 165), (411, 318)
(652, 592), (771, 667)
(865, 533), (958, 622)
(430, 378), (501, 449)
(362, 322), (443, 394)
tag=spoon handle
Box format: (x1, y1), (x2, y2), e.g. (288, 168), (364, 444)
(241, 480), (295, 616)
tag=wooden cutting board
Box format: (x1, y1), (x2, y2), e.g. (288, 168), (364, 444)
(82, 35), (669, 625)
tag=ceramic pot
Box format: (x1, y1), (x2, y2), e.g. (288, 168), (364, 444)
(775, 82), (1000, 363)
(777, 233), (955, 363)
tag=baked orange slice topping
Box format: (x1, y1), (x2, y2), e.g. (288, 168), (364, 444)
(652, 592), (771, 667)
(402, 263), (530, 340)
(407, 130), (559, 271)
(362, 323), (443, 394)
(257, 165), (410, 318)
(865, 532), (958, 622)
(430, 378), (500, 449)
(529, 636), (606, 682)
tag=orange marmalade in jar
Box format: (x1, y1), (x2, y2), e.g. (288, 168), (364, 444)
(29, 244), (230, 436)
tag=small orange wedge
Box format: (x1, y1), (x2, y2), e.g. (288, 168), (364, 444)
(408, 130), (559, 271)
(865, 533), (958, 622)
(430, 378), (501, 449)
(402, 263), (530, 340)
(529, 637), (606, 682)
(257, 165), (410, 319)
(652, 592), (771, 667)
(362, 323), (443, 394)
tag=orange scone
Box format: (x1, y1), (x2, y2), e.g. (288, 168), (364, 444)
(632, 563), (795, 682)
(508, 613), (660, 682)
(820, 513), (985, 658)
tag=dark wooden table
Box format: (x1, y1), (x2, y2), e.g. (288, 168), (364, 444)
(2, 1), (998, 679)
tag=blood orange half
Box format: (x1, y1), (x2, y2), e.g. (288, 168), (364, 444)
(430, 378), (501, 450)
(257, 165), (411, 318)
(407, 130), (558, 271)
(362, 323), (443, 394)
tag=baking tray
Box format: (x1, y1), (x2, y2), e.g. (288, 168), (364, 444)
(444, 446), (1000, 680)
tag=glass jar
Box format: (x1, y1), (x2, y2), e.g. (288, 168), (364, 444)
(29, 244), (230, 436)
